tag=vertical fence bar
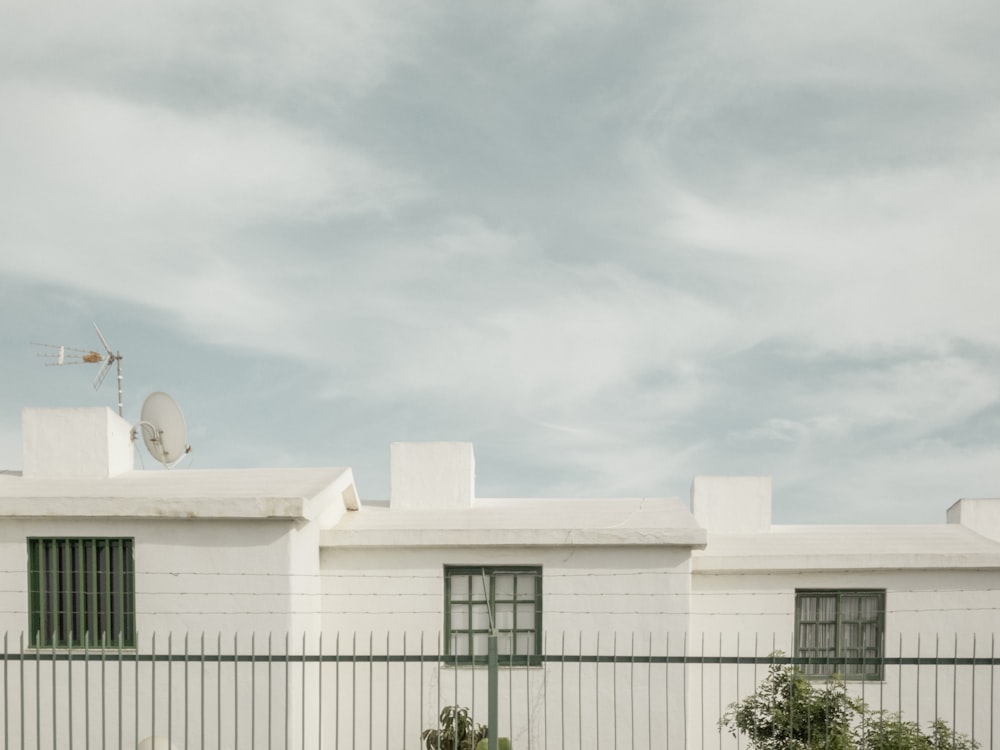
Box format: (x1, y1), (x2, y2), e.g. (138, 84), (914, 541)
(167, 634), (173, 750)
(934, 635), (939, 727)
(285, 633), (291, 750)
(717, 633), (722, 750)
(971, 633), (977, 749)
(526, 637), (531, 750)
(234, 634), (240, 750)
(735, 633), (740, 750)
(595, 633), (600, 748)
(51, 627), (57, 750)
(17, 633), (24, 750)
(385, 632), (390, 750)
(699, 632), (704, 750)
(250, 633), (257, 750)
(559, 632), (566, 750)
(915, 633), (921, 733)
(665, 633), (669, 750)
(788, 629), (795, 749)
(316, 630), (323, 748)
(369, 632), (374, 750)
(418, 633), (423, 750)
(185, 633), (190, 750)
(2, 633), (6, 750)
(682, 632), (688, 750)
(509, 634), (514, 745)
(436, 632), (441, 750)
(488, 632), (498, 750)
(35, 632), (40, 750)
(335, 633), (340, 750)
(544, 632), (549, 750)
(352, 633), (357, 750)
(117, 633), (123, 750)
(217, 633), (222, 750)
(134, 634), (138, 750)
(102, 633), (107, 749)
(898, 633), (903, 737)
(152, 633), (157, 745)
(200, 633), (206, 750)
(612, 633), (618, 750)
(578, 633), (582, 750)
(953, 633), (958, 748)
(318, 633), (323, 750)
(401, 633), (407, 750)
(990, 634), (995, 750)
(68, 634), (73, 750)
(302, 633), (307, 750)
(268, 633), (273, 750)
(629, 633), (635, 750)
(646, 633), (652, 750)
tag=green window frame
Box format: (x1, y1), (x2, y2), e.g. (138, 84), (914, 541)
(795, 589), (885, 680)
(28, 538), (136, 649)
(444, 566), (541, 666)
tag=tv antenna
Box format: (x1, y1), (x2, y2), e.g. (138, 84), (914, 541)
(33, 322), (124, 416)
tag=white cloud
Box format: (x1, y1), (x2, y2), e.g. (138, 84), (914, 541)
(0, 0), (425, 97)
(0, 81), (421, 353)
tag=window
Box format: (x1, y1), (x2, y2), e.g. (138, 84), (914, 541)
(28, 538), (135, 648)
(444, 566), (541, 665)
(795, 589), (885, 679)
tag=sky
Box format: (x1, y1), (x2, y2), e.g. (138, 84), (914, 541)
(1, 1), (998, 524)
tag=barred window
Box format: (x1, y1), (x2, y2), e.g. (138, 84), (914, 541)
(444, 566), (541, 666)
(28, 538), (135, 648)
(796, 590), (884, 679)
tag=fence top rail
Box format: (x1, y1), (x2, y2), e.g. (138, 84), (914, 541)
(3, 651), (999, 666)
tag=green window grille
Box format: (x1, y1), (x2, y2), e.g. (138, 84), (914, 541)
(444, 566), (541, 666)
(28, 538), (136, 648)
(795, 589), (885, 680)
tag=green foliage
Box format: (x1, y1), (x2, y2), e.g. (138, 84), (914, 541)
(422, 706), (488, 750)
(721, 659), (978, 750)
(474, 738), (511, 750)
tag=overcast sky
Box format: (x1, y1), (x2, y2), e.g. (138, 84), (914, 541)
(1, 2), (998, 523)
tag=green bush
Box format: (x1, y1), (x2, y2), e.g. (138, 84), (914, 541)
(474, 738), (511, 750)
(721, 659), (978, 750)
(421, 706), (488, 750)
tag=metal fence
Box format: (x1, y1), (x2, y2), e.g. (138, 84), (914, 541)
(1, 631), (997, 749)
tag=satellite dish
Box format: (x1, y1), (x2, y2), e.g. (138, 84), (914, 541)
(138, 391), (191, 467)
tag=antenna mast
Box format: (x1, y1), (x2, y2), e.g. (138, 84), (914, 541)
(34, 322), (125, 416)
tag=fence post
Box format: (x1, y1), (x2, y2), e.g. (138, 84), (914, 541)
(488, 633), (498, 750)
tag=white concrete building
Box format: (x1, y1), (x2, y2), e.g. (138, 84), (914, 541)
(1, 406), (998, 749)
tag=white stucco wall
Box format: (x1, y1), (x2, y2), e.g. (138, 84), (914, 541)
(689, 562), (1000, 749)
(318, 544), (693, 749)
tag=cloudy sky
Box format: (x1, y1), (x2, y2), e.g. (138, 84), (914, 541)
(1, 1), (998, 523)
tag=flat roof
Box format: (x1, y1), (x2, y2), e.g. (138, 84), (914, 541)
(0, 467), (357, 520)
(693, 524), (1000, 572)
(321, 496), (707, 548)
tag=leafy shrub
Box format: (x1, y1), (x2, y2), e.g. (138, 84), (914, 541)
(721, 660), (978, 750)
(422, 706), (488, 750)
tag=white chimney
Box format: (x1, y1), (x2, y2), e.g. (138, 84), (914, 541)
(22, 407), (134, 478)
(390, 442), (474, 509)
(691, 476), (772, 533)
(947, 498), (1000, 543)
